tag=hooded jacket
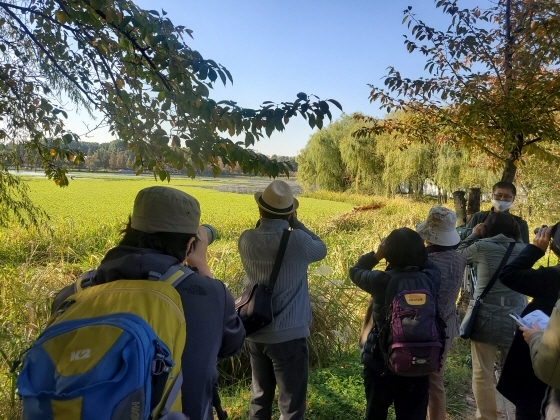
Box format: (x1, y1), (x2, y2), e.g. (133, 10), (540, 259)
(457, 233), (527, 346)
(53, 246), (245, 420)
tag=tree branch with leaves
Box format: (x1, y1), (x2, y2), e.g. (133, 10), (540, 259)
(0, 0), (341, 225)
(355, 0), (560, 182)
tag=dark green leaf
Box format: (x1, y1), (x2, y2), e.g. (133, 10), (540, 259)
(327, 99), (343, 111)
(245, 132), (254, 146)
(308, 113), (316, 129)
(208, 68), (217, 82)
(217, 69), (227, 86)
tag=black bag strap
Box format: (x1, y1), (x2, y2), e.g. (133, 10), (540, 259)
(478, 242), (516, 301)
(266, 229), (291, 293)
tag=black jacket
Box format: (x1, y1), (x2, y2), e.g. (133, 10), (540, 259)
(497, 245), (560, 414)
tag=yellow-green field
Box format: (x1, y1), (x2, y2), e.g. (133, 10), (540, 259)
(3, 174), (554, 419)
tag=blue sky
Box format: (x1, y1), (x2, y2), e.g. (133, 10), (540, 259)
(74, 0), (481, 156)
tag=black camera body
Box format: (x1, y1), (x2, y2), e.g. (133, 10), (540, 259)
(533, 222), (560, 258)
(534, 223), (559, 236)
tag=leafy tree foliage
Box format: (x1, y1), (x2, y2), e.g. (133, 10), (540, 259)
(0, 0), (341, 225)
(298, 116), (369, 193)
(299, 114), (494, 197)
(355, 0), (560, 182)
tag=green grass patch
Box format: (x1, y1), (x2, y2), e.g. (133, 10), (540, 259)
(1, 175), (531, 419)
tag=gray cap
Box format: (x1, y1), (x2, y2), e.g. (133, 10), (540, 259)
(131, 186), (200, 234)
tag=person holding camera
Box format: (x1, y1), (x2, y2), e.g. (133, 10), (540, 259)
(51, 186), (246, 420)
(460, 181), (529, 243)
(238, 180), (327, 420)
(496, 223), (560, 419)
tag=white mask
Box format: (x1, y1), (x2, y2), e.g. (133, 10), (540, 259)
(492, 199), (512, 212)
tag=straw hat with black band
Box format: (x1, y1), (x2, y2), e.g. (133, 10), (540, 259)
(254, 180), (299, 216)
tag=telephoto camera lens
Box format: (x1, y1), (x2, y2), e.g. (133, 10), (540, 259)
(201, 224), (217, 245)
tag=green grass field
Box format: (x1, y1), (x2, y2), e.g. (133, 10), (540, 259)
(7, 174), (550, 419)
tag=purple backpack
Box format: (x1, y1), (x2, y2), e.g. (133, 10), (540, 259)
(378, 269), (446, 377)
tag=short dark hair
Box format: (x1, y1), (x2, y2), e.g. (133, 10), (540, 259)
(259, 208), (290, 220)
(492, 181), (516, 196)
(384, 227), (428, 268)
(481, 212), (520, 240)
(119, 217), (196, 262)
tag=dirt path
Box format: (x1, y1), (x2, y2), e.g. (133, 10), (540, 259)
(464, 384), (516, 419)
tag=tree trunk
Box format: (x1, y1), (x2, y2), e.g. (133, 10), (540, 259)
(500, 0), (522, 184)
(453, 191), (467, 226)
(467, 188), (481, 223)
(501, 133), (524, 183)
(501, 158), (517, 183)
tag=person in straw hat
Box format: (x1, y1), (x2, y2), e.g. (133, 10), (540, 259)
(416, 206), (467, 420)
(238, 180), (327, 420)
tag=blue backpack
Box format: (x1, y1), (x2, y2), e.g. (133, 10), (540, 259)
(17, 265), (192, 420)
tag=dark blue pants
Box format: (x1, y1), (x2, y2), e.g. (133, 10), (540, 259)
(247, 338), (308, 420)
(363, 367), (429, 420)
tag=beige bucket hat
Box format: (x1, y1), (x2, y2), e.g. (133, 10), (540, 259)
(416, 206), (460, 246)
(254, 180), (299, 215)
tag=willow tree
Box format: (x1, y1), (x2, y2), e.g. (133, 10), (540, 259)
(297, 115), (383, 193)
(0, 0), (341, 225)
(297, 118), (349, 192)
(355, 0), (560, 183)
(337, 117), (383, 194)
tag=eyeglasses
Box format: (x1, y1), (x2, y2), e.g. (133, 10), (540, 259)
(492, 193), (514, 201)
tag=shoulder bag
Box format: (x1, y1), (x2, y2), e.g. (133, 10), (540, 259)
(235, 229), (291, 336)
(460, 242), (516, 339)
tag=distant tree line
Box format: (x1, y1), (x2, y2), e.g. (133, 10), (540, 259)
(10, 140), (297, 176)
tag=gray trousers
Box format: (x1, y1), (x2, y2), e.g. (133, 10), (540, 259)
(247, 338), (309, 420)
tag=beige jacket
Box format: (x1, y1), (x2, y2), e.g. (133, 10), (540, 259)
(529, 299), (560, 389)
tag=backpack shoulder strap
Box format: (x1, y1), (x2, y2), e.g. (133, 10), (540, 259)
(77, 264), (195, 293)
(152, 264), (196, 288)
(383, 267), (426, 306)
(77, 269), (97, 292)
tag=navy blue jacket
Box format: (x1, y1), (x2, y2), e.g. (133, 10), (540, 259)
(53, 246), (245, 420)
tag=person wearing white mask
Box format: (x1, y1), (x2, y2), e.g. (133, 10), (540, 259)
(461, 181), (529, 243)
